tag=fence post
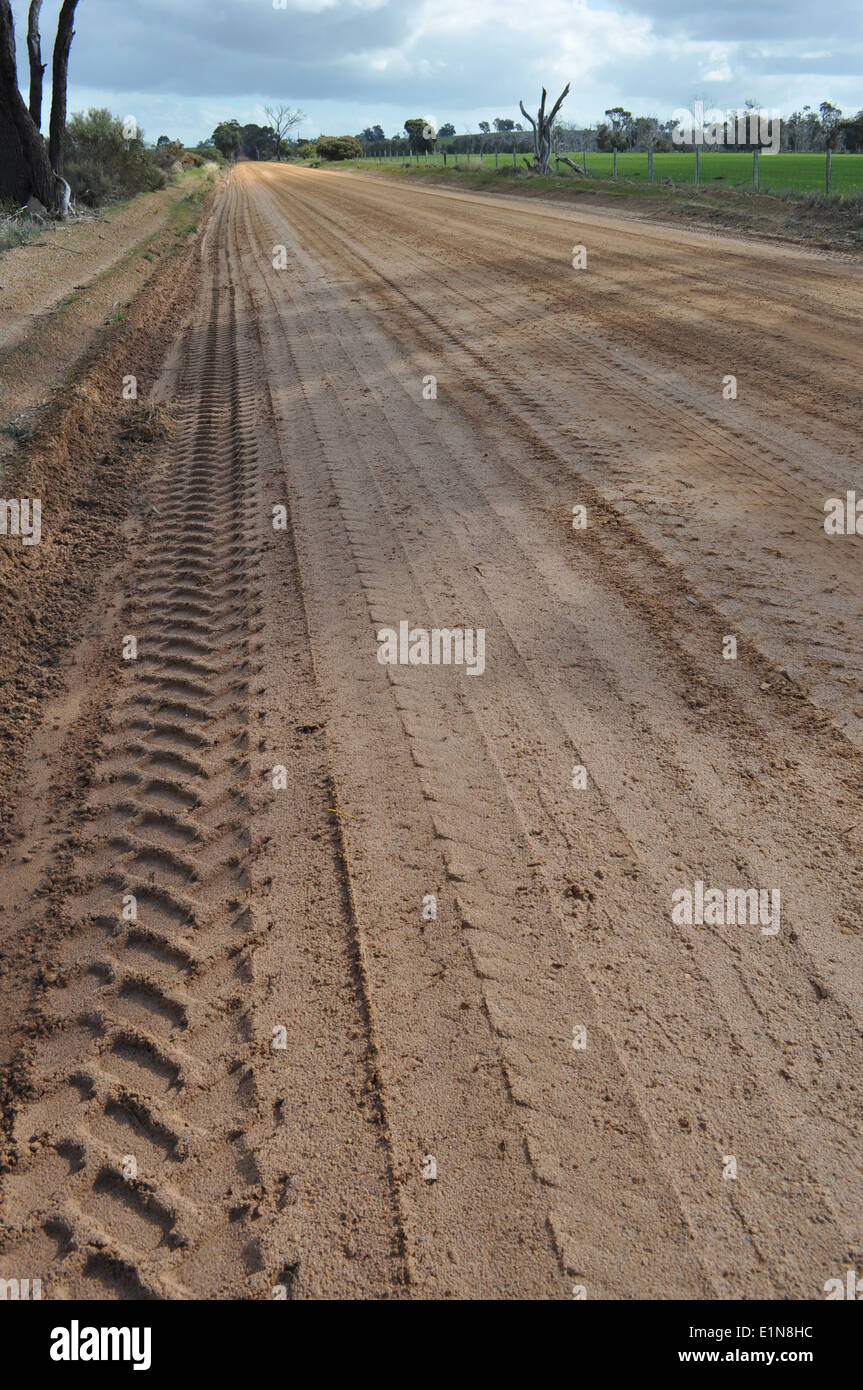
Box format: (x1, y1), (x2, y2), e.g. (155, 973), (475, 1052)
(582, 148), (587, 173)
(554, 155), (560, 174)
(695, 146), (700, 186)
(613, 147), (617, 180)
(826, 147), (832, 195)
(753, 147), (759, 190)
(648, 144), (654, 183)
(512, 148), (516, 168)
(495, 151), (498, 170)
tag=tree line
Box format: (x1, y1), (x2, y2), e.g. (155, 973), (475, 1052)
(197, 103), (863, 164)
(348, 102), (863, 158)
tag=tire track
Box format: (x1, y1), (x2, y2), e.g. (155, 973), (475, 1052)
(1, 184), (267, 1298)
(0, 178), (407, 1300)
(232, 162), (863, 1298)
(240, 171), (718, 1298)
(259, 169), (863, 744)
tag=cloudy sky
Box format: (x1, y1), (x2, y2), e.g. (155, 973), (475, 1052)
(13, 0), (862, 146)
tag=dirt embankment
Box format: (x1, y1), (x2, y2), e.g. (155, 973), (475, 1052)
(0, 186), (214, 834)
(0, 169), (217, 465)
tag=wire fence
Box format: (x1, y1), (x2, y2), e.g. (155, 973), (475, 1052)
(359, 148), (863, 196)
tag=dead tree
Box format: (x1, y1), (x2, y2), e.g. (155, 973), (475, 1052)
(263, 103), (305, 161)
(519, 83), (580, 174)
(0, 0), (79, 213)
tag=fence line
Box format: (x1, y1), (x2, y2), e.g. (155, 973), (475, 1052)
(361, 146), (849, 194)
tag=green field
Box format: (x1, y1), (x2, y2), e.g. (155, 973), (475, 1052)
(357, 149), (863, 195)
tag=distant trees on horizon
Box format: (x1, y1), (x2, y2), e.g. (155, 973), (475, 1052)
(199, 96), (863, 167)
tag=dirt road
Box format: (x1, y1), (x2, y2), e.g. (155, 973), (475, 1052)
(1, 162), (861, 1300)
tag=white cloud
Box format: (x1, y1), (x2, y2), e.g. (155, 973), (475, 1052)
(19, 0), (858, 147)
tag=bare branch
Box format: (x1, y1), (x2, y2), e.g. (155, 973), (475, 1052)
(262, 103), (306, 160)
(547, 82), (571, 127)
(29, 239), (82, 252)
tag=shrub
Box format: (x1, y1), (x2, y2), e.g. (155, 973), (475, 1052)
(153, 139), (186, 173)
(188, 144), (225, 167)
(65, 109), (166, 207)
(316, 135), (363, 161)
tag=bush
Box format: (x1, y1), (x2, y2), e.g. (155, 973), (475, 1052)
(153, 139), (186, 173)
(65, 109), (167, 207)
(0, 200), (41, 254)
(316, 135), (363, 161)
(294, 142), (317, 161)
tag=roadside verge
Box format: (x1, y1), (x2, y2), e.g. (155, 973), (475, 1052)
(0, 177), (217, 841)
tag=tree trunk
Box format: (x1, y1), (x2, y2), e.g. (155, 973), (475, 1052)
(27, 0), (44, 127)
(0, 107), (31, 204)
(48, 0), (79, 174)
(0, 0), (60, 207)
